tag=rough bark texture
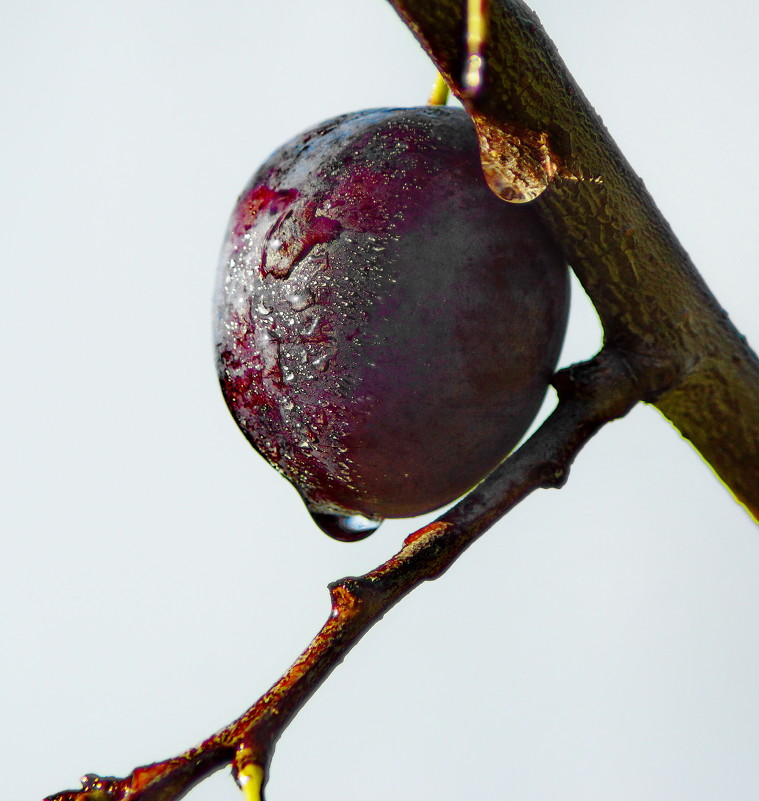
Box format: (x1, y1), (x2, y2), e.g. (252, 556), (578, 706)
(388, 0), (759, 518)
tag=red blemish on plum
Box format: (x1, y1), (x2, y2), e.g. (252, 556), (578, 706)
(261, 201), (344, 279)
(299, 202), (344, 256)
(255, 162), (408, 281)
(233, 185), (298, 237)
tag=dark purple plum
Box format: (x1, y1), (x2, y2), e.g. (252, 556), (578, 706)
(214, 107), (569, 540)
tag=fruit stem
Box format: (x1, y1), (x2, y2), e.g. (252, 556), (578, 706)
(427, 72), (450, 105)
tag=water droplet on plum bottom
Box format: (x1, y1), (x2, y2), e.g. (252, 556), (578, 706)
(306, 506), (383, 541)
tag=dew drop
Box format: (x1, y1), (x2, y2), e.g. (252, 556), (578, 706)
(301, 314), (321, 337)
(462, 0), (487, 97)
(475, 124), (558, 204)
(312, 340), (337, 372)
(311, 354), (331, 372)
(256, 328), (280, 374)
(462, 53), (485, 97)
(480, 149), (549, 203)
(286, 291), (314, 311)
(306, 506), (383, 542)
(80, 774), (112, 792)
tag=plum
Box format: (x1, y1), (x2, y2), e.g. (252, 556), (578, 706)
(214, 107), (569, 541)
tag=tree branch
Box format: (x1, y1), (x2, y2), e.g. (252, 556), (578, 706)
(387, 0), (759, 519)
(42, 350), (640, 801)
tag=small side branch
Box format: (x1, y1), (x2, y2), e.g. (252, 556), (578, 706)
(43, 349), (643, 801)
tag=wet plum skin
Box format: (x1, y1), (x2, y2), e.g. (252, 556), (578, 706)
(215, 106), (569, 524)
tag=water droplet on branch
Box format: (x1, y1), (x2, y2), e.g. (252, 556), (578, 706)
(475, 122), (560, 204)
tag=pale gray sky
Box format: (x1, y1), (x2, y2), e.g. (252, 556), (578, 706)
(3, 2), (758, 800)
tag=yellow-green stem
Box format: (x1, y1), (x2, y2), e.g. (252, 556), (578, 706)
(427, 72), (449, 105)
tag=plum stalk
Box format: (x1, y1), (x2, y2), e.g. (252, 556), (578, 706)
(427, 72), (450, 105)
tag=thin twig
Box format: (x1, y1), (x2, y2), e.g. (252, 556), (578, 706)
(43, 349), (643, 801)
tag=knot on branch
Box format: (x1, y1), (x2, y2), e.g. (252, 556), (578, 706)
(541, 463), (568, 489)
(552, 348), (667, 422)
(552, 355), (631, 423)
(328, 577), (384, 620)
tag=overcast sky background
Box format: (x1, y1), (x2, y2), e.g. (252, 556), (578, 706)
(3, 1), (759, 799)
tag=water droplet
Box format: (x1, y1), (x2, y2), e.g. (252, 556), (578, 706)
(306, 506), (383, 542)
(256, 327), (280, 377)
(301, 314), (321, 337)
(312, 340), (337, 372)
(80, 774), (113, 792)
(475, 124), (558, 204)
(479, 149), (548, 203)
(462, 0), (487, 97)
(286, 291), (314, 311)
(256, 300), (271, 315)
(463, 54), (485, 96)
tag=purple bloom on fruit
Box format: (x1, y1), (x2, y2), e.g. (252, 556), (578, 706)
(214, 107), (569, 541)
